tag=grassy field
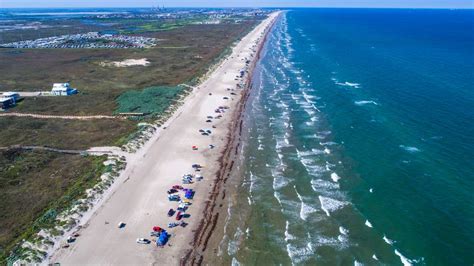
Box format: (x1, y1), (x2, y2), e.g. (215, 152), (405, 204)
(0, 149), (106, 262)
(0, 117), (136, 150)
(0, 21), (258, 115)
(115, 85), (185, 116)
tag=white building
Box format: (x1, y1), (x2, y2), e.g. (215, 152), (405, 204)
(51, 83), (78, 96)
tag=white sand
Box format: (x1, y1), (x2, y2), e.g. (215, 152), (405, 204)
(101, 58), (150, 67)
(50, 12), (280, 265)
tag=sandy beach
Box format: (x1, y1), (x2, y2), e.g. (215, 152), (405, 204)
(50, 12), (280, 265)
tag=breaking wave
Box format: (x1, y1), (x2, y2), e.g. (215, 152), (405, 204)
(354, 100), (378, 106)
(318, 196), (349, 216)
(399, 145), (421, 153)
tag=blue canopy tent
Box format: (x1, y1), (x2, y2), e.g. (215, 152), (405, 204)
(156, 230), (169, 246)
(185, 189), (194, 199)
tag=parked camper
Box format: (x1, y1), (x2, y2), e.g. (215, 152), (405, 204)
(0, 97), (14, 110)
(2, 92), (20, 103)
(51, 83), (78, 96)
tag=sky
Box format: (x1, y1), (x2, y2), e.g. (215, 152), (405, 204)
(1, 0), (473, 9)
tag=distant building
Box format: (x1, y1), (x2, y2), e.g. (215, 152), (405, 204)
(2, 92), (20, 103)
(51, 83), (78, 96)
(0, 97), (14, 110)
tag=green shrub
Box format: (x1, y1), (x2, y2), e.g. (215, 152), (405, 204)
(115, 86), (185, 117)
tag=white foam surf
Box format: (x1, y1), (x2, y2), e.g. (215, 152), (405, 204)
(284, 220), (295, 241)
(399, 145), (421, 153)
(272, 172), (290, 191)
(334, 80), (361, 88)
(395, 249), (414, 266)
(227, 227), (244, 256)
(365, 220), (373, 228)
(296, 148), (324, 157)
(274, 191), (282, 205)
(383, 235), (394, 245)
(339, 226), (349, 235)
(249, 171), (256, 195)
(311, 179), (340, 191)
(295, 186), (317, 221)
(318, 196), (349, 216)
(304, 134), (326, 140)
(354, 100), (378, 106)
(319, 141), (337, 146)
(331, 172), (341, 182)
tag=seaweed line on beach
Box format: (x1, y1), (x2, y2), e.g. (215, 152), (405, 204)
(180, 13), (281, 266)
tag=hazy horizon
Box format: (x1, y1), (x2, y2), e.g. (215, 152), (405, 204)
(1, 0), (473, 9)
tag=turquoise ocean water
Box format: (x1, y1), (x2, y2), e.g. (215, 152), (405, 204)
(219, 9), (474, 265)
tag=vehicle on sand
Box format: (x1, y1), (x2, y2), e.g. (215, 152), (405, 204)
(152, 226), (163, 232)
(168, 222), (179, 228)
(177, 203), (188, 212)
(192, 164), (202, 169)
(172, 185), (183, 190)
(150, 231), (160, 237)
(168, 194), (180, 201)
(180, 199), (192, 205)
(136, 238), (151, 244)
(176, 211), (182, 220)
(167, 188), (178, 194)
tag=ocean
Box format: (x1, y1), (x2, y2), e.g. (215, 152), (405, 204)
(218, 9), (474, 265)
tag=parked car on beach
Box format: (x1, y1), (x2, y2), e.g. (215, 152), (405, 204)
(168, 194), (180, 201)
(136, 238), (151, 244)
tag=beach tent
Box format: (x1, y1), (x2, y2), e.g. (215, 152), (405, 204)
(185, 189), (194, 199)
(156, 230), (169, 246)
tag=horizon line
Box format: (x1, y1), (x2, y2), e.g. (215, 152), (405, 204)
(1, 6), (473, 9)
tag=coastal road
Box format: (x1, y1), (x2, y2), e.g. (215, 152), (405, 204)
(51, 12), (280, 265)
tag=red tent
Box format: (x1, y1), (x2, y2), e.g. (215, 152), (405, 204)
(153, 226), (162, 232)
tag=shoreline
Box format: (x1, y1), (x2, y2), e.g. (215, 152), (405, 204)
(182, 12), (281, 265)
(49, 11), (281, 265)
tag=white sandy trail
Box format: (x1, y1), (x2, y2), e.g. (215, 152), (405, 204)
(0, 112), (120, 120)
